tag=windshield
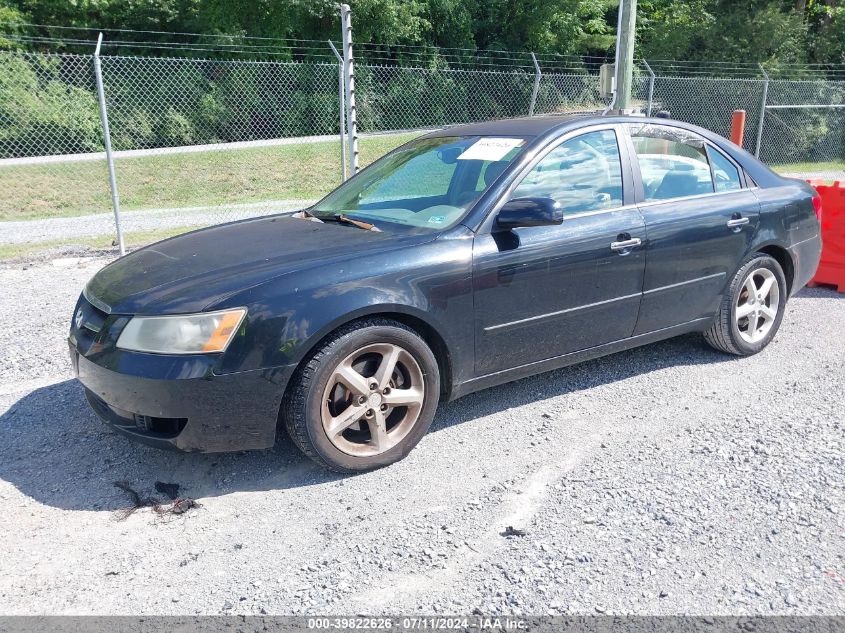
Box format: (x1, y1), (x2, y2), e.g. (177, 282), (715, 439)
(312, 135), (528, 230)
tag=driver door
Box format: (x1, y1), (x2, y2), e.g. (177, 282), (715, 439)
(472, 127), (647, 375)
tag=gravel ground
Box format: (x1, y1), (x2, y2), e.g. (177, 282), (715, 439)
(0, 256), (843, 616)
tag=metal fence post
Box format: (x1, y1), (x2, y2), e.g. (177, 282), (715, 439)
(642, 59), (656, 116)
(528, 53), (541, 117)
(340, 4), (359, 174)
(754, 64), (770, 158)
(328, 40), (347, 182)
(92, 33), (125, 256)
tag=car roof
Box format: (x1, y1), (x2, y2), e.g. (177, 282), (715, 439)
(423, 113), (720, 139)
(424, 113), (597, 138)
(421, 114), (781, 188)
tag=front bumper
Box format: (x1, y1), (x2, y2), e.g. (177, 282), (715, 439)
(71, 342), (295, 452)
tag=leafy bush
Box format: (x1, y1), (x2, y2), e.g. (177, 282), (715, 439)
(0, 54), (101, 157)
(159, 107), (196, 146)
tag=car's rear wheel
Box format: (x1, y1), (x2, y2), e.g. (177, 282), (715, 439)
(282, 318), (440, 473)
(704, 253), (788, 356)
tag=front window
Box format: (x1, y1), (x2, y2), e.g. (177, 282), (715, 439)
(312, 135), (527, 229)
(511, 129), (624, 216)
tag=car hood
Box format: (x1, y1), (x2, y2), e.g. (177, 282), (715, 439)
(85, 215), (437, 314)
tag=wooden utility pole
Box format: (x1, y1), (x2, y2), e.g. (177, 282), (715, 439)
(615, 0), (638, 112)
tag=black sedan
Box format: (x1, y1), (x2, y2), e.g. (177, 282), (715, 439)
(69, 115), (822, 472)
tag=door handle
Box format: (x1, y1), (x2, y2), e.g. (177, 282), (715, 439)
(727, 217), (750, 229)
(610, 237), (642, 252)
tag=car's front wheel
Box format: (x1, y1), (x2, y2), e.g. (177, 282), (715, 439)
(704, 253), (788, 356)
(282, 318), (440, 473)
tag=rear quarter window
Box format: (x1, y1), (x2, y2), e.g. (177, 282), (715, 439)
(707, 146), (743, 193)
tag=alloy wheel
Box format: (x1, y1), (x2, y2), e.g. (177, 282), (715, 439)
(320, 342), (425, 457)
(735, 267), (780, 344)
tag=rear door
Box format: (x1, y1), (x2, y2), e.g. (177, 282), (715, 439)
(625, 123), (761, 334)
(472, 126), (646, 375)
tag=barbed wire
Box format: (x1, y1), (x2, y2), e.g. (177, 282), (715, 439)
(0, 32), (596, 71)
(639, 59), (845, 80)
(0, 22), (327, 44)
(3, 22), (845, 78)
(2, 34), (96, 46)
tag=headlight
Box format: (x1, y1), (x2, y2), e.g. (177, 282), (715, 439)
(116, 308), (246, 354)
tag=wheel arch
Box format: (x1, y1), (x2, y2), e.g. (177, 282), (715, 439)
(755, 242), (795, 295)
(284, 304), (456, 401)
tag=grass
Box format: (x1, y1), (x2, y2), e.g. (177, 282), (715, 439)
(0, 226), (197, 261)
(3, 135), (840, 222)
(0, 133), (419, 221)
(772, 160), (845, 178)
(2, 136), (839, 262)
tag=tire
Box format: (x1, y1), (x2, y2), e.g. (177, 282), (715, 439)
(282, 318), (440, 473)
(704, 253), (788, 356)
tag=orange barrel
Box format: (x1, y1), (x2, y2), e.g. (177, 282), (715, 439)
(730, 110), (746, 147)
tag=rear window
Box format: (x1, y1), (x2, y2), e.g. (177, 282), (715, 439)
(632, 135), (714, 201)
(630, 124), (746, 202)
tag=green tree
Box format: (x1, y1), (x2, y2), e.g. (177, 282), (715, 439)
(2, 0), (843, 66)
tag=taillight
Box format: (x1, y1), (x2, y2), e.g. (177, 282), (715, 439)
(812, 195), (823, 224)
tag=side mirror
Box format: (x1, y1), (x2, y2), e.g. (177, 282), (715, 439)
(495, 197), (563, 230)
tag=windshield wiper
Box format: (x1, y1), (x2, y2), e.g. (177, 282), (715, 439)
(326, 214), (381, 232)
(297, 210), (381, 232)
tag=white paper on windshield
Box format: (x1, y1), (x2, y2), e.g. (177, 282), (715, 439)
(457, 137), (523, 161)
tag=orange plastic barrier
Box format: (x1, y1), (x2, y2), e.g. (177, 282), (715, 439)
(806, 180), (845, 293)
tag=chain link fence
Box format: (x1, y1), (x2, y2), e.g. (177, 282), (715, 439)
(760, 80), (845, 181)
(1, 47), (844, 256)
(354, 65), (606, 131)
(635, 74), (767, 149)
(98, 55), (343, 238)
(633, 65), (845, 181)
(0, 52), (117, 246)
